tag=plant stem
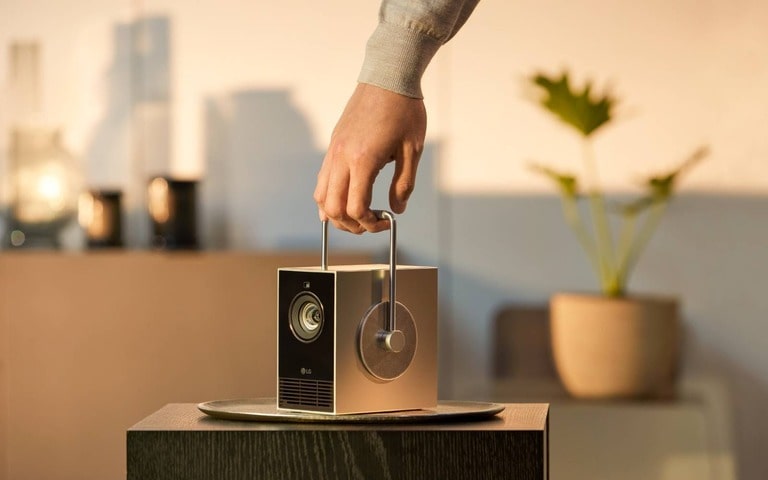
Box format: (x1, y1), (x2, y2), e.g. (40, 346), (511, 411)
(615, 211), (637, 285)
(560, 194), (601, 278)
(616, 200), (668, 287)
(581, 138), (616, 294)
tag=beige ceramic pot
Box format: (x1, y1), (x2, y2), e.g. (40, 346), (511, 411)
(550, 292), (681, 399)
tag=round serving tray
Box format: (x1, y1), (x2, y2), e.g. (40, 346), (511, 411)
(198, 398), (504, 424)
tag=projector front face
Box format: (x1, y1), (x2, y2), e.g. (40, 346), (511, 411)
(277, 265), (437, 415)
(277, 268), (336, 413)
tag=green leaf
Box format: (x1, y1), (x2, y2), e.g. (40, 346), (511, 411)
(529, 163), (579, 198)
(530, 71), (616, 137)
(646, 146), (709, 200)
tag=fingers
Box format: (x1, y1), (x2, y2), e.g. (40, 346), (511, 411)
(315, 149), (387, 234)
(316, 147), (361, 232)
(390, 144), (421, 214)
(348, 165), (389, 233)
(316, 147), (419, 232)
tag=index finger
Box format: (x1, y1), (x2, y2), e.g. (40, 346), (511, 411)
(347, 163), (390, 233)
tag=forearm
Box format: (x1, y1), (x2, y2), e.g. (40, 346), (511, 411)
(358, 0), (481, 99)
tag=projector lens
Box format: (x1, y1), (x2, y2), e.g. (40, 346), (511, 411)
(289, 292), (324, 342)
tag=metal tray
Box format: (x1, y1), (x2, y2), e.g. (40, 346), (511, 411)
(198, 398), (504, 424)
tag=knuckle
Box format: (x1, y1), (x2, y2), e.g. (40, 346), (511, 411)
(346, 203), (368, 221)
(329, 139), (353, 162)
(324, 203), (346, 220)
(397, 180), (415, 197)
(347, 154), (368, 172)
(406, 138), (424, 156)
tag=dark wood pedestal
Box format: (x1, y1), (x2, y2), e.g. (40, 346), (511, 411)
(127, 403), (549, 480)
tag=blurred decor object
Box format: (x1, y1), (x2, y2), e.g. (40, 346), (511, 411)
(148, 176), (198, 249)
(4, 41), (81, 249)
(527, 70), (706, 399)
(550, 293), (679, 399)
(79, 190), (123, 248)
(5, 127), (81, 249)
(493, 305), (556, 380)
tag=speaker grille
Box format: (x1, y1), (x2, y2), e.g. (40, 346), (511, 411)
(279, 377), (334, 411)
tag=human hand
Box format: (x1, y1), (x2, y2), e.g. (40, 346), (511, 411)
(314, 83), (427, 233)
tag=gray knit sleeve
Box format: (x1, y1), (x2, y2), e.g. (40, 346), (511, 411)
(358, 0), (481, 99)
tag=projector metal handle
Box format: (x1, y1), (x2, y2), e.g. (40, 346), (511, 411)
(321, 211), (398, 336)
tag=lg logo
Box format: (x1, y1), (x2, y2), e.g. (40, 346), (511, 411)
(300, 367), (313, 375)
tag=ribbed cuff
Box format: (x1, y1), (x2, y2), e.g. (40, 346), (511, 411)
(357, 21), (442, 99)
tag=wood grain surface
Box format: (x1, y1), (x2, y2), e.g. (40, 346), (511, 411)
(127, 403), (548, 480)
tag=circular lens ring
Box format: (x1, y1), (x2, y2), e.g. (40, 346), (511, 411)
(299, 303), (322, 332)
(289, 292), (325, 343)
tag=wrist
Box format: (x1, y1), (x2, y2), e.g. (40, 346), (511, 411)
(357, 21), (441, 100)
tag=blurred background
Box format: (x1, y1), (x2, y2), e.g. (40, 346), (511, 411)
(0, 0), (766, 479)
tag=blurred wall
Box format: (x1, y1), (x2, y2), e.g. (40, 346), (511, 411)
(1, 0), (766, 478)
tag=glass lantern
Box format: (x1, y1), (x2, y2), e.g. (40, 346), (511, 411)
(5, 126), (81, 249)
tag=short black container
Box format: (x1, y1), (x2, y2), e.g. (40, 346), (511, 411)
(147, 177), (198, 250)
(80, 189), (124, 248)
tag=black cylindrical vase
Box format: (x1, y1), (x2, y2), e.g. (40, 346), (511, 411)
(79, 189), (124, 248)
(147, 177), (198, 250)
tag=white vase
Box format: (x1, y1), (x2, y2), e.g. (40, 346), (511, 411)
(550, 292), (681, 399)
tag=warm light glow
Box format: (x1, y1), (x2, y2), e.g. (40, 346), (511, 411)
(78, 193), (108, 239)
(79, 191), (119, 242)
(148, 177), (170, 223)
(78, 192), (94, 228)
(15, 163), (76, 224)
(37, 173), (63, 200)
(89, 200), (107, 239)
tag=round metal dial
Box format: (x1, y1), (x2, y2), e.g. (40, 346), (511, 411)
(358, 301), (417, 381)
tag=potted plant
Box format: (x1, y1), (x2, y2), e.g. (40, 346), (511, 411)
(528, 71), (707, 399)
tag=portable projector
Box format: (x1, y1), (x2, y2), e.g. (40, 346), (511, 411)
(277, 211), (437, 415)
